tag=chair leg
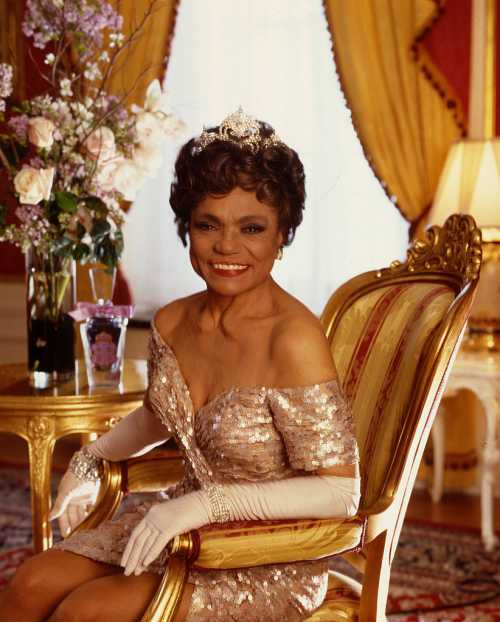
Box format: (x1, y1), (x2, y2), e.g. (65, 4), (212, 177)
(359, 531), (390, 622)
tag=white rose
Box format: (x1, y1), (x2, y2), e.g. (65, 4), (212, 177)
(132, 145), (163, 177)
(113, 160), (144, 201)
(132, 79), (171, 116)
(14, 166), (55, 204)
(135, 111), (163, 147)
(96, 156), (125, 192)
(143, 79), (171, 115)
(84, 126), (116, 163)
(28, 117), (55, 149)
(158, 113), (185, 137)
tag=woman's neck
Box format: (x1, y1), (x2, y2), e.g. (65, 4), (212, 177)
(200, 277), (279, 330)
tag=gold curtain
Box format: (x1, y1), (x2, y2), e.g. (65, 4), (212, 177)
(107, 0), (180, 106)
(323, 0), (463, 226)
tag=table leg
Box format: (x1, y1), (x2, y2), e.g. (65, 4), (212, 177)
(26, 416), (56, 553)
(479, 392), (499, 552)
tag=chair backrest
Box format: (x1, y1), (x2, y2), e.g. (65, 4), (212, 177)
(321, 215), (481, 510)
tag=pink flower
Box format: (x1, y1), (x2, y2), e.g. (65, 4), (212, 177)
(8, 115), (30, 141)
(14, 166), (55, 204)
(0, 63), (13, 99)
(28, 116), (56, 149)
(15, 204), (43, 223)
(85, 126), (116, 163)
(96, 156), (125, 192)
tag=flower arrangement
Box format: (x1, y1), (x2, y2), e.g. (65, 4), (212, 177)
(0, 0), (183, 268)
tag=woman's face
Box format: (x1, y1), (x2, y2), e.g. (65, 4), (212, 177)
(189, 187), (284, 297)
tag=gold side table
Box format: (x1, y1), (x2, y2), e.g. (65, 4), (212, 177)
(0, 359), (147, 553)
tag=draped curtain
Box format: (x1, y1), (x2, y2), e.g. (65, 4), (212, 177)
(107, 0), (180, 106)
(323, 0), (465, 230)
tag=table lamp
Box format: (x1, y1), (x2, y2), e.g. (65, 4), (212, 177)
(428, 138), (500, 349)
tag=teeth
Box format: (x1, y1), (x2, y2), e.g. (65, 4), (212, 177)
(213, 263), (248, 270)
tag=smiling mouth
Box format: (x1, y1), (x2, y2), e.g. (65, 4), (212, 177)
(211, 262), (249, 277)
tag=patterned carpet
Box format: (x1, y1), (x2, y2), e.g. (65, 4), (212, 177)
(386, 522), (500, 621)
(1, 463), (500, 620)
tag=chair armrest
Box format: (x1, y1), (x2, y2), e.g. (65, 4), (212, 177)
(186, 515), (366, 571)
(74, 450), (184, 533)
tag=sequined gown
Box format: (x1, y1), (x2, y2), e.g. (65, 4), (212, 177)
(56, 324), (359, 621)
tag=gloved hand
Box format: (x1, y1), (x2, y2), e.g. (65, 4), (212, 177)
(121, 491), (211, 576)
(49, 470), (101, 537)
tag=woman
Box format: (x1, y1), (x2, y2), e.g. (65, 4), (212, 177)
(0, 109), (360, 622)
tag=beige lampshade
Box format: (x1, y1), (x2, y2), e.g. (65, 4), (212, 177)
(428, 139), (500, 226)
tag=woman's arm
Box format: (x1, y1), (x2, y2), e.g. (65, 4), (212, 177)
(87, 404), (171, 461)
(121, 472), (360, 575)
(49, 405), (171, 535)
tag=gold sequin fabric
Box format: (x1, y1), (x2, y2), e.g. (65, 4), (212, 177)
(56, 324), (359, 621)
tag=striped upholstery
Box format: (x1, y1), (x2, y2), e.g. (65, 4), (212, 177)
(329, 282), (454, 508)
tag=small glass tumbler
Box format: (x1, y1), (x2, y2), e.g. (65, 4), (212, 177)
(80, 268), (128, 387)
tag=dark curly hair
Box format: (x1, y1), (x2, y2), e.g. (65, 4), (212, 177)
(169, 121), (305, 246)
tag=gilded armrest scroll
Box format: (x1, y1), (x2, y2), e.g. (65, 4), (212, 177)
(191, 516), (366, 571)
(73, 451), (185, 534)
(74, 460), (124, 533)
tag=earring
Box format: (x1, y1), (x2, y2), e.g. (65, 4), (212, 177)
(277, 247), (283, 260)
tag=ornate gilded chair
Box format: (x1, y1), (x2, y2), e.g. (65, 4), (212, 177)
(74, 214), (482, 622)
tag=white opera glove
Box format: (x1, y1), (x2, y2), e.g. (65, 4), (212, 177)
(87, 405), (171, 462)
(121, 474), (360, 576)
(49, 446), (102, 537)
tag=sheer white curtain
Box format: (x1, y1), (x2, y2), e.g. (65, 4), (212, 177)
(122, 0), (409, 319)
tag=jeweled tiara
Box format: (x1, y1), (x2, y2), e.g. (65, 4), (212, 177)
(191, 107), (283, 154)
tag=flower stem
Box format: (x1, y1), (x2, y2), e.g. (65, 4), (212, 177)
(0, 144), (13, 177)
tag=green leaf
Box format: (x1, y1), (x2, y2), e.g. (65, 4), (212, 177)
(52, 236), (73, 257)
(114, 229), (124, 256)
(84, 196), (107, 214)
(76, 222), (86, 240)
(73, 242), (90, 261)
(95, 237), (118, 268)
(91, 219), (111, 241)
(0, 204), (7, 228)
(55, 191), (78, 214)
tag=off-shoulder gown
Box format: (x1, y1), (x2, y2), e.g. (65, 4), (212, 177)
(55, 324), (359, 621)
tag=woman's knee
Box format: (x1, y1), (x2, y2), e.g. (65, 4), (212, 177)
(1, 552), (56, 618)
(1, 549), (116, 621)
(49, 595), (101, 622)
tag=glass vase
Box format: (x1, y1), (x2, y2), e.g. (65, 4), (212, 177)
(26, 248), (76, 388)
(80, 267), (128, 387)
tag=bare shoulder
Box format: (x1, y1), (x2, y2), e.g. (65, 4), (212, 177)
(270, 300), (337, 387)
(153, 292), (204, 342)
